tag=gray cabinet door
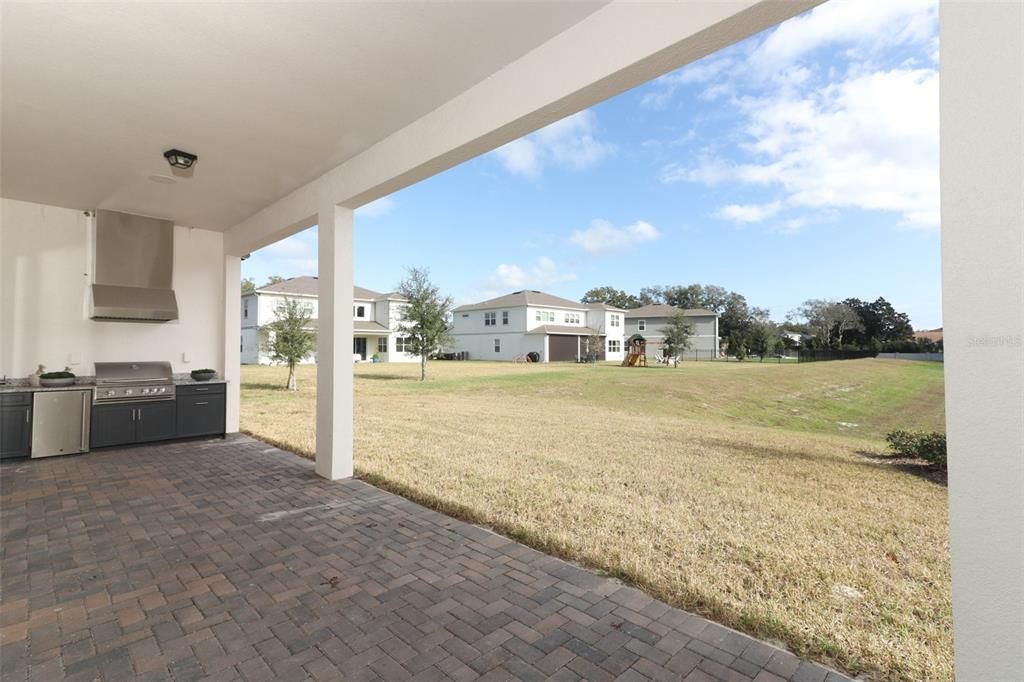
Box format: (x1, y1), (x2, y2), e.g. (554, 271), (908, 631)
(177, 395), (226, 438)
(135, 402), (177, 443)
(90, 403), (136, 449)
(1, 401), (32, 458)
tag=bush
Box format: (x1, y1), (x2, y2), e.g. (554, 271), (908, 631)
(886, 430), (947, 468)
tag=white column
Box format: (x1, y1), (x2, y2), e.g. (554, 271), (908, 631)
(941, 2), (1023, 678)
(316, 201), (354, 480)
(223, 254), (241, 433)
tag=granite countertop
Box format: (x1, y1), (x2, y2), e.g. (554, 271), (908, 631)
(0, 375), (226, 393)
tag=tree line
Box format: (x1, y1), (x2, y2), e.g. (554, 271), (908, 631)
(580, 284), (936, 356)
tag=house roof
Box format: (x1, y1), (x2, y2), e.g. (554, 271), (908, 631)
(454, 290), (585, 312)
(584, 302), (627, 311)
(914, 328), (944, 342)
(251, 277), (400, 301)
(353, 321), (391, 335)
(623, 304), (717, 319)
(526, 325), (601, 336)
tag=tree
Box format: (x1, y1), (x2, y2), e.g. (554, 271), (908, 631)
(842, 297), (913, 347)
(241, 277), (256, 294)
(660, 312), (693, 366)
(637, 286), (665, 306)
(792, 299), (862, 348)
(580, 286), (639, 310)
(265, 298), (317, 391)
(265, 275), (286, 286)
(396, 267), (454, 381)
(746, 320), (779, 358)
(583, 326), (604, 364)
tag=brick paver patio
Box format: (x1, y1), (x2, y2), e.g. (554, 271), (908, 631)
(1, 435), (851, 681)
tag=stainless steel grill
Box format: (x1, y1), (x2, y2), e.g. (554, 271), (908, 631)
(94, 361), (175, 404)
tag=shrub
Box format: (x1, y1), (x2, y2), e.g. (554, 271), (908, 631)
(886, 430), (947, 468)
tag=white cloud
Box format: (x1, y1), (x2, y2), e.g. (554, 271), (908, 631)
(258, 230), (318, 276)
(483, 256), (576, 290)
(568, 219), (661, 254)
(492, 110), (614, 177)
(751, 0), (938, 75)
(641, 57), (737, 108)
(666, 67), (939, 229)
(355, 196), (396, 218)
(715, 201), (782, 223)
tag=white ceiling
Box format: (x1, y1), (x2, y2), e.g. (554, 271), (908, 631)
(1, 2), (604, 231)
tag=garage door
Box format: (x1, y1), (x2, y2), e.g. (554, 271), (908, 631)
(548, 335), (579, 362)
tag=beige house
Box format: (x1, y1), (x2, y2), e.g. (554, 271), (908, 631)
(241, 277), (416, 364)
(0, 3), (1020, 675)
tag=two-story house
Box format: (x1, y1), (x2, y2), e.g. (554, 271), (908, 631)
(450, 290), (626, 363)
(623, 304), (720, 358)
(240, 276), (417, 364)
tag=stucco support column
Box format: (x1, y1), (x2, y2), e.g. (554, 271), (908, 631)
(940, 1), (1023, 678)
(223, 254), (241, 433)
(316, 202), (354, 480)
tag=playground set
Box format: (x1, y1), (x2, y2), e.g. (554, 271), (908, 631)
(621, 334), (648, 367)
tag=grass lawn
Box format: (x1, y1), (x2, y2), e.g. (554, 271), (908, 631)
(240, 359), (950, 681)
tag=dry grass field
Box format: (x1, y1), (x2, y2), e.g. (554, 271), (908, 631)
(240, 359), (950, 681)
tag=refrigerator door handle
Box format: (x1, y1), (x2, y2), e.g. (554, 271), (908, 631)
(81, 392), (90, 452)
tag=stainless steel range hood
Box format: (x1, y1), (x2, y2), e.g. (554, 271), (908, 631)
(91, 210), (179, 322)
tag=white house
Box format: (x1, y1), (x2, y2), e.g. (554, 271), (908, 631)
(241, 276), (417, 364)
(451, 290), (626, 363)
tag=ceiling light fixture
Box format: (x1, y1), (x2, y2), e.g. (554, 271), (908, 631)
(163, 148), (198, 170)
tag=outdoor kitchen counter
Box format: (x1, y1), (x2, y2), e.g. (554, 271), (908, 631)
(0, 381), (96, 394)
(0, 377), (228, 393)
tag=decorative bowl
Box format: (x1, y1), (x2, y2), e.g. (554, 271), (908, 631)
(39, 377), (76, 387)
(190, 369), (216, 382)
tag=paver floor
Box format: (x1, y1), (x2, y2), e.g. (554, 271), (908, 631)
(0, 435), (851, 681)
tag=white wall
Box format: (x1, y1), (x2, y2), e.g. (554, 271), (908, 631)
(1, 198), (226, 378)
(940, 2), (1024, 677)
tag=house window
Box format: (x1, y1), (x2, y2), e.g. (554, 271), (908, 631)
(638, 320), (646, 332)
(484, 312), (496, 326)
(610, 314), (620, 327)
(494, 338), (501, 353)
(395, 336), (411, 353)
(535, 310), (555, 322)
(356, 305), (365, 318)
(461, 313), (469, 318)
(608, 339), (621, 353)
(502, 311), (509, 325)
(244, 300), (248, 318)
(564, 312), (580, 324)
(377, 337), (388, 353)
(240, 336), (243, 352)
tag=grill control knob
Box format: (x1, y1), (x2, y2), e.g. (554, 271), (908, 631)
(142, 388), (150, 394)
(125, 389), (133, 395)
(107, 390), (115, 396)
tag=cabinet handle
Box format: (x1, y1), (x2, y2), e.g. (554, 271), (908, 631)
(194, 387), (209, 392)
(195, 401), (209, 406)
(138, 409), (142, 422)
(26, 409), (30, 423)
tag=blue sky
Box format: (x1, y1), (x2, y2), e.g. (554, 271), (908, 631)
(243, 0), (942, 328)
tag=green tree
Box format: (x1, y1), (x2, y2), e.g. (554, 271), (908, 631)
(580, 286), (639, 309)
(583, 326), (604, 364)
(265, 275), (286, 286)
(660, 312), (694, 366)
(265, 298), (317, 391)
(241, 277), (256, 294)
(396, 267), (454, 381)
(842, 297), (914, 347)
(792, 299), (862, 349)
(746, 320), (780, 358)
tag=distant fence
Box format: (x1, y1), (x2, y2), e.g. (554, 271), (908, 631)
(876, 352), (944, 362)
(670, 350), (798, 363)
(797, 349), (877, 363)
